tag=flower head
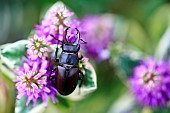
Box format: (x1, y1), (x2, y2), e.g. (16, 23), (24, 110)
(49, 5), (74, 27)
(27, 35), (52, 60)
(35, 5), (79, 44)
(14, 59), (57, 107)
(130, 59), (170, 108)
(80, 14), (114, 62)
(35, 19), (57, 41)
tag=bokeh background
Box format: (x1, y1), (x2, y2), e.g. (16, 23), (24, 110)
(1, 0), (170, 113)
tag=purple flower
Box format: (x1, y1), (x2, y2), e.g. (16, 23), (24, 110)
(35, 5), (79, 44)
(26, 35), (52, 60)
(80, 14), (114, 62)
(49, 5), (74, 26)
(130, 59), (170, 108)
(14, 59), (57, 107)
(35, 19), (57, 41)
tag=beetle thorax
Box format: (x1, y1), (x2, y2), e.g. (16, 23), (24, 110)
(62, 43), (80, 53)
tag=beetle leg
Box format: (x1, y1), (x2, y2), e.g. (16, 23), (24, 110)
(79, 55), (83, 60)
(49, 68), (57, 88)
(50, 68), (57, 77)
(78, 76), (84, 88)
(78, 76), (83, 95)
(55, 46), (59, 62)
(78, 70), (84, 94)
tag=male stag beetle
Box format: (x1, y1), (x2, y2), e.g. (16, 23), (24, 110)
(50, 27), (87, 96)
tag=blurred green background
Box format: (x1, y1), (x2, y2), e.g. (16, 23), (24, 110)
(1, 0), (170, 113)
(0, 0), (169, 45)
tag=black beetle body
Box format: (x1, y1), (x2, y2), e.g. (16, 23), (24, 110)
(50, 27), (86, 96)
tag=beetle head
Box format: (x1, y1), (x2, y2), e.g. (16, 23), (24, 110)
(63, 27), (80, 45)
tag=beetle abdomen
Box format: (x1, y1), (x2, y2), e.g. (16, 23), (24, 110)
(56, 66), (79, 95)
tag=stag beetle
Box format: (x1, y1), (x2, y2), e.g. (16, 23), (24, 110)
(50, 27), (87, 96)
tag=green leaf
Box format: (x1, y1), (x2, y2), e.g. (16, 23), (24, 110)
(1, 40), (28, 68)
(56, 96), (70, 109)
(153, 107), (170, 113)
(126, 20), (152, 54)
(117, 55), (140, 78)
(1, 40), (28, 60)
(0, 40), (28, 81)
(147, 5), (170, 49)
(15, 96), (44, 113)
(45, 96), (73, 113)
(83, 68), (95, 87)
(155, 27), (170, 61)
(108, 93), (142, 113)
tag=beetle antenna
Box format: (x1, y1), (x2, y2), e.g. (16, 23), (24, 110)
(80, 39), (87, 44)
(50, 34), (62, 43)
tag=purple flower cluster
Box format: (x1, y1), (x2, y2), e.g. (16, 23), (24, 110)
(14, 4), (79, 107)
(27, 35), (52, 60)
(80, 14), (114, 62)
(35, 5), (79, 44)
(14, 59), (57, 107)
(130, 59), (170, 108)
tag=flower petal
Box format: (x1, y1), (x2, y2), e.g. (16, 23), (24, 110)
(32, 62), (38, 72)
(24, 63), (30, 72)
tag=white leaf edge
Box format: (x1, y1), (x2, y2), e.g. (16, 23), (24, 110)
(28, 103), (46, 113)
(15, 97), (45, 113)
(1, 40), (28, 69)
(0, 40), (28, 80)
(107, 93), (135, 113)
(155, 26), (170, 61)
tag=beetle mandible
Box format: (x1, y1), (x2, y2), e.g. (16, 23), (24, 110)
(49, 27), (87, 96)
